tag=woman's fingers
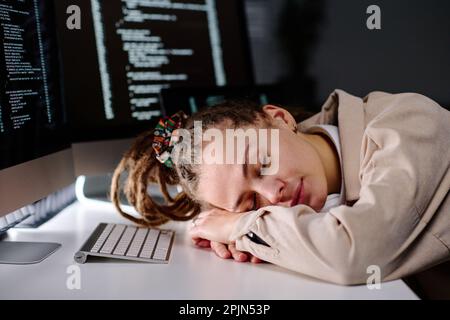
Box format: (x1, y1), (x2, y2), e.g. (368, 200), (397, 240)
(227, 243), (248, 262)
(210, 241), (231, 259)
(194, 239), (211, 248)
(250, 255), (263, 264)
(194, 236), (262, 263)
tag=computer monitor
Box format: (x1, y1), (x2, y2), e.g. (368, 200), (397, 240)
(0, 0), (74, 263)
(160, 85), (285, 116)
(53, 0), (255, 176)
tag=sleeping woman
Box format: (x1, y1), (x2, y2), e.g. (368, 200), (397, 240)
(111, 89), (450, 285)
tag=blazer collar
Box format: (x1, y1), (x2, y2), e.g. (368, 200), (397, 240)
(299, 89), (365, 202)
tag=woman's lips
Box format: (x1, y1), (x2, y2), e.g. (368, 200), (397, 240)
(290, 178), (304, 207)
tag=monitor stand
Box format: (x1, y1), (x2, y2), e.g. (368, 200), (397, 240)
(0, 240), (61, 265)
(77, 175), (179, 205)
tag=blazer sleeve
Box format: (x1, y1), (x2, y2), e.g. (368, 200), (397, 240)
(229, 93), (450, 285)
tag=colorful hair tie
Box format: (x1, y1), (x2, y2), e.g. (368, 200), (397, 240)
(152, 112), (185, 168)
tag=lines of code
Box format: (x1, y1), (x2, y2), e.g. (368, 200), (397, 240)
(91, 0), (224, 121)
(0, 0), (52, 133)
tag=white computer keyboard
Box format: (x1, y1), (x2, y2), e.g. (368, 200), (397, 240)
(74, 223), (174, 264)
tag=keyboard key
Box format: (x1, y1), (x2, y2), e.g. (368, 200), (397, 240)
(152, 249), (168, 260)
(126, 228), (148, 257)
(139, 229), (160, 259)
(90, 223), (114, 253)
(100, 224), (126, 254)
(152, 231), (173, 260)
(113, 226), (136, 256)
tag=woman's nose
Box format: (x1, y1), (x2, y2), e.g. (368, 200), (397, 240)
(257, 180), (284, 205)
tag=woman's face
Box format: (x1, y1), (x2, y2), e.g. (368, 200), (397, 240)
(196, 106), (329, 213)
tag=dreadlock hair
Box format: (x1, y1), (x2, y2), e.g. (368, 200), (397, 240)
(110, 99), (310, 227)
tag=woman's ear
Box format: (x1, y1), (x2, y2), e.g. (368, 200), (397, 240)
(262, 105), (297, 131)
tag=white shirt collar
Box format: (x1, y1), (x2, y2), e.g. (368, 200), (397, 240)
(305, 125), (345, 211)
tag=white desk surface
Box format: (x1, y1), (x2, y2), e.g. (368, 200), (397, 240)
(0, 201), (418, 300)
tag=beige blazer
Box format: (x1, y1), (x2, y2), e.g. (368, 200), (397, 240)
(230, 89), (450, 285)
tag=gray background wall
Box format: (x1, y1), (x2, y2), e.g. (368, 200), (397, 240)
(244, 0), (450, 110)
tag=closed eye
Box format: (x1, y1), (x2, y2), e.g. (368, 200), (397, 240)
(249, 165), (264, 210)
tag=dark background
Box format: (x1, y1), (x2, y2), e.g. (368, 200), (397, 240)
(246, 0), (450, 111)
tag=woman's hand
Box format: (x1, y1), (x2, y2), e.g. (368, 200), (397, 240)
(189, 209), (262, 263)
(189, 208), (242, 244)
